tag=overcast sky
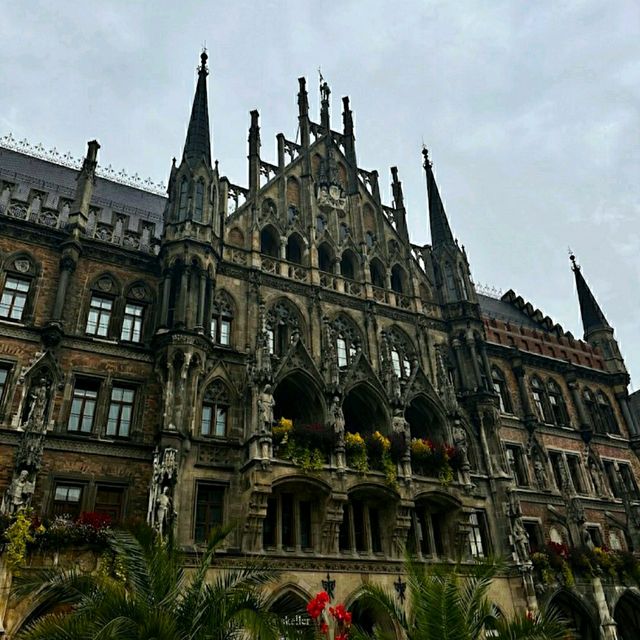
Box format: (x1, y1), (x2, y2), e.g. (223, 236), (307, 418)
(1, 1), (638, 386)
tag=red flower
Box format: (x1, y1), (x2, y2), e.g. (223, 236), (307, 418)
(306, 591), (330, 619)
(320, 621), (329, 634)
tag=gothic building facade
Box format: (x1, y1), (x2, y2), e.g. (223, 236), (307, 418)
(0, 53), (639, 638)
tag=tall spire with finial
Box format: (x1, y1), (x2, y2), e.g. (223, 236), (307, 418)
(423, 147), (454, 248)
(570, 253), (611, 336)
(183, 50), (211, 166)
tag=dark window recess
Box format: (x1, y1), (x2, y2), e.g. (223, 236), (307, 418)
(549, 452), (565, 491)
(68, 379), (100, 434)
(370, 507), (382, 553)
(52, 483), (83, 518)
(566, 455), (585, 494)
(523, 521), (543, 553)
(281, 493), (295, 548)
(263, 497), (277, 548)
(94, 486), (124, 522)
(194, 485), (224, 543)
(506, 445), (529, 486)
(299, 500), (312, 549)
(604, 461), (622, 498)
(619, 464), (639, 499)
(353, 501), (366, 552)
(339, 505), (352, 551)
(586, 526), (603, 547)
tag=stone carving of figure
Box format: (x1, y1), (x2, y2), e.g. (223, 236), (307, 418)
(533, 457), (549, 490)
(329, 396), (345, 444)
(25, 378), (48, 431)
(155, 486), (172, 538)
(3, 470), (34, 514)
(581, 524), (595, 550)
(512, 518), (531, 564)
(453, 424), (472, 486)
(258, 384), (275, 433)
(588, 459), (606, 496)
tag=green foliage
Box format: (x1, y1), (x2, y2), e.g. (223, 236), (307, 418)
(348, 558), (569, 640)
(13, 524), (288, 640)
(6, 511), (34, 572)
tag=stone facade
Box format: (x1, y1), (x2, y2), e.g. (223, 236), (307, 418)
(0, 53), (639, 638)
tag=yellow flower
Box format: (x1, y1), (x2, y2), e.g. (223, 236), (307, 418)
(345, 432), (365, 449)
(36, 524), (46, 534)
(277, 418), (293, 431)
(373, 430), (391, 451)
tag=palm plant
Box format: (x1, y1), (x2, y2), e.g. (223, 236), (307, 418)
(348, 559), (569, 640)
(12, 524), (287, 640)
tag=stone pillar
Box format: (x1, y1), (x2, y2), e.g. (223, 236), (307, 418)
(196, 270), (207, 330)
(592, 576), (618, 640)
(176, 266), (189, 328)
(617, 393), (639, 436)
(512, 358), (535, 421)
(52, 253), (77, 322)
(452, 338), (471, 391)
(160, 272), (171, 327)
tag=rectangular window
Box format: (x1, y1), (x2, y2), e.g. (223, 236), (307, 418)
(67, 379), (99, 433)
(604, 461), (621, 498)
(0, 276), (30, 321)
(194, 484), (224, 543)
(369, 507), (382, 553)
(505, 445), (529, 487)
(106, 386), (135, 438)
(337, 338), (348, 368)
(549, 452), (565, 491)
(586, 525), (603, 547)
(94, 485), (124, 522)
(121, 303), (144, 342)
(566, 455), (585, 494)
(523, 521), (543, 553)
(0, 366), (9, 405)
(468, 512), (488, 558)
(86, 295), (113, 337)
(353, 501), (366, 552)
(619, 464), (639, 499)
(220, 319), (231, 345)
(339, 504), (352, 551)
(52, 483), (83, 518)
(391, 350), (401, 377)
(300, 500), (312, 549)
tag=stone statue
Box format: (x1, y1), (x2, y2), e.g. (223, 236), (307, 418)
(512, 518), (531, 564)
(453, 424), (472, 486)
(581, 524), (595, 550)
(258, 384), (275, 432)
(329, 396), (345, 444)
(155, 486), (172, 538)
(3, 470), (34, 514)
(588, 459), (606, 496)
(25, 378), (48, 431)
(533, 457), (549, 490)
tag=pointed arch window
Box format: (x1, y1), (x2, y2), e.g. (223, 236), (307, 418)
(178, 178), (189, 220)
(369, 259), (385, 288)
(211, 293), (233, 346)
(596, 391), (619, 435)
(201, 380), (230, 438)
(266, 300), (302, 357)
(390, 264), (406, 294)
(193, 180), (204, 221)
(386, 329), (415, 380)
(531, 376), (551, 423)
(491, 367), (512, 413)
(458, 264), (469, 300)
(332, 316), (361, 369)
(583, 388), (605, 434)
(444, 262), (457, 300)
(547, 379), (569, 427)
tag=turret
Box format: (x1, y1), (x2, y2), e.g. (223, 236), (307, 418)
(68, 140), (100, 235)
(571, 254), (626, 375)
(342, 97), (358, 196)
(390, 166), (409, 242)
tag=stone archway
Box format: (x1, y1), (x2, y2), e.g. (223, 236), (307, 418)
(614, 590), (640, 640)
(547, 589), (598, 640)
(342, 383), (388, 435)
(273, 371), (324, 425)
(268, 586), (313, 635)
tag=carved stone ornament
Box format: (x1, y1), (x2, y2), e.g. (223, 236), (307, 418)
(317, 184), (347, 213)
(96, 276), (113, 292)
(129, 285), (146, 300)
(13, 258), (31, 273)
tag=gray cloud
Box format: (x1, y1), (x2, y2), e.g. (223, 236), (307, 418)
(1, 0), (638, 384)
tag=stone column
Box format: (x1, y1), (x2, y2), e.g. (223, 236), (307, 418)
(452, 338), (471, 391)
(196, 270), (207, 330)
(52, 253), (77, 322)
(592, 576), (618, 640)
(512, 358), (535, 421)
(160, 272), (171, 327)
(617, 393), (639, 436)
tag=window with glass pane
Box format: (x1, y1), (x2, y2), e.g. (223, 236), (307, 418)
(566, 455), (585, 493)
(95, 485), (124, 522)
(201, 405), (227, 437)
(505, 445), (529, 486)
(0, 366), (9, 404)
(86, 295), (113, 337)
(549, 452), (566, 491)
(619, 464), (639, 499)
(603, 461), (621, 498)
(337, 337), (348, 368)
(468, 512), (486, 558)
(106, 386), (135, 437)
(403, 357), (412, 378)
(194, 484), (224, 542)
(121, 303), (143, 342)
(391, 350), (401, 377)
(220, 319), (231, 345)
(531, 378), (550, 423)
(266, 328), (274, 354)
(68, 380), (99, 433)
(0, 276), (30, 320)
(53, 483), (83, 518)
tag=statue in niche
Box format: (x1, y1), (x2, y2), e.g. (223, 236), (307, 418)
(533, 454), (549, 490)
(512, 518), (531, 564)
(24, 377), (49, 431)
(453, 424), (472, 486)
(588, 458), (606, 496)
(258, 384), (275, 433)
(2, 470), (35, 514)
(154, 486), (173, 538)
(329, 396), (345, 446)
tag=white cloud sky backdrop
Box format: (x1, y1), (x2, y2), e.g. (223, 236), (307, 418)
(1, 1), (639, 384)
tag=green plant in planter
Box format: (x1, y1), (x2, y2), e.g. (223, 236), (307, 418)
(5, 510), (35, 572)
(276, 419), (331, 473)
(345, 432), (368, 473)
(365, 431), (398, 488)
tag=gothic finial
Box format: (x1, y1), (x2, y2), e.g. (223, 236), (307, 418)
(569, 249), (579, 271)
(199, 48), (209, 75)
(422, 145), (431, 168)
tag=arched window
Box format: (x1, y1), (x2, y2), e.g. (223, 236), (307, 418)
(458, 264), (469, 300)
(331, 315), (361, 368)
(369, 258), (385, 288)
(178, 178), (189, 220)
(85, 273), (121, 338)
(547, 379), (569, 427)
(266, 299), (303, 357)
(340, 250), (359, 280)
(318, 242), (333, 273)
(390, 264), (406, 294)
(444, 262), (457, 300)
(210, 291), (234, 346)
(286, 234), (304, 264)
(260, 225), (280, 258)
(201, 380), (230, 437)
(0, 254), (37, 323)
(596, 391), (619, 434)
(193, 180), (204, 221)
(385, 328), (414, 379)
(583, 388), (605, 434)
(491, 367), (512, 413)
(531, 376), (551, 423)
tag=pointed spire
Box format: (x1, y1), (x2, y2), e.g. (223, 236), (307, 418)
(391, 166), (409, 241)
(570, 254), (611, 336)
(423, 147), (454, 247)
(320, 72), (331, 130)
(183, 50), (211, 166)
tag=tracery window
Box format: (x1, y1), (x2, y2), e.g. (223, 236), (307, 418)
(597, 391), (619, 435)
(210, 292), (234, 346)
(385, 329), (414, 379)
(200, 380), (230, 438)
(178, 177), (189, 220)
(531, 376), (552, 423)
(194, 180), (204, 221)
(547, 379), (569, 427)
(332, 316), (361, 368)
(266, 300), (302, 357)
(491, 367), (512, 413)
